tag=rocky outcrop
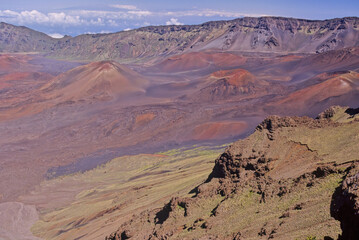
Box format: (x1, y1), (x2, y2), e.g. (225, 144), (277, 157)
(331, 163), (359, 240)
(265, 36), (280, 48)
(106, 106), (359, 239)
(256, 115), (334, 132)
(317, 106), (341, 119)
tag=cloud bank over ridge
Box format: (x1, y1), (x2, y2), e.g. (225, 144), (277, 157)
(0, 6), (264, 36)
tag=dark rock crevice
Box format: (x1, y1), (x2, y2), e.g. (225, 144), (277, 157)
(331, 163), (359, 240)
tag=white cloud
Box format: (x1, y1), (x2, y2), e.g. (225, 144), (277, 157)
(124, 28), (131, 31)
(66, 9), (149, 20)
(166, 18), (183, 26)
(18, 10), (48, 23)
(2, 10), (18, 17)
(127, 10), (152, 17)
(107, 19), (118, 26)
(164, 9), (265, 18)
(48, 12), (81, 25)
(90, 17), (104, 25)
(85, 30), (111, 34)
(0, 9), (83, 25)
(48, 33), (64, 38)
(111, 4), (137, 10)
(0, 7), (266, 33)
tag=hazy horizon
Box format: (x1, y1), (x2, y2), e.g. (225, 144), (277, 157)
(1, 0), (358, 38)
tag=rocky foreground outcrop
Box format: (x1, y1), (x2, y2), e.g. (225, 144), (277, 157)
(331, 164), (359, 240)
(107, 106), (359, 240)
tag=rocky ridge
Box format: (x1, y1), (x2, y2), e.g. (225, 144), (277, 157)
(107, 106), (359, 239)
(0, 17), (359, 62)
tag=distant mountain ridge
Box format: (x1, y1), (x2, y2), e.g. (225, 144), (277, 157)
(0, 22), (53, 52)
(0, 16), (359, 62)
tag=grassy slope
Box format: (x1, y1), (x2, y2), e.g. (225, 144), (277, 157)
(160, 173), (343, 240)
(105, 107), (359, 240)
(20, 146), (226, 240)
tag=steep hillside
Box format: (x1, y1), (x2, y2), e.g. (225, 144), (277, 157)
(107, 106), (359, 240)
(267, 70), (359, 115)
(292, 46), (359, 73)
(196, 17), (359, 54)
(0, 22), (53, 53)
(27, 17), (359, 62)
(1, 17), (359, 62)
(331, 162), (359, 239)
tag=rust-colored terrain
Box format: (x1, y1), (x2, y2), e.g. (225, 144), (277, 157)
(155, 52), (246, 73)
(0, 16), (358, 240)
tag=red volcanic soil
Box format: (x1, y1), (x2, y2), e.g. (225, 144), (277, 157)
(0, 54), (33, 73)
(0, 72), (53, 90)
(191, 121), (248, 141)
(210, 68), (257, 87)
(157, 52), (246, 72)
(270, 71), (359, 113)
(186, 68), (268, 102)
(0, 60), (149, 121)
(192, 122), (248, 140)
(135, 113), (156, 127)
(40, 61), (148, 102)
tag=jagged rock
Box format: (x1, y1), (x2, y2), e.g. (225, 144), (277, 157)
(331, 164), (359, 240)
(106, 106), (359, 239)
(256, 115), (335, 132)
(312, 166), (337, 178)
(209, 150), (273, 184)
(232, 232), (242, 240)
(256, 115), (299, 132)
(155, 197), (191, 224)
(265, 36), (280, 48)
(258, 227), (267, 236)
(317, 106), (340, 119)
(106, 229), (132, 240)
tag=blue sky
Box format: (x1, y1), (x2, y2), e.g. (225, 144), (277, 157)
(0, 0), (358, 37)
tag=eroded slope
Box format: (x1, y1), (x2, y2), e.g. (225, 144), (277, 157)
(107, 106), (359, 240)
(1, 17), (359, 62)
